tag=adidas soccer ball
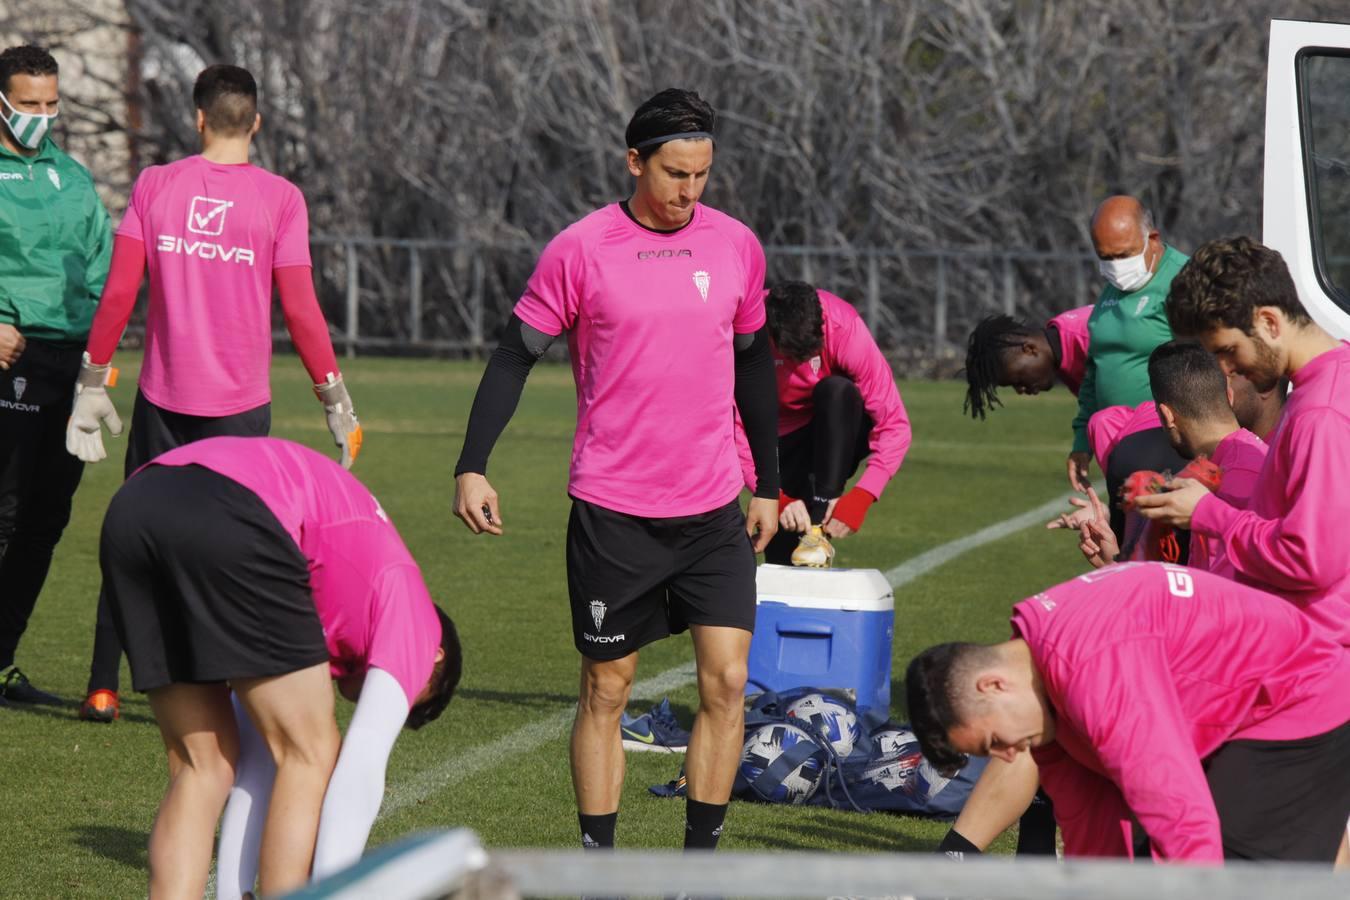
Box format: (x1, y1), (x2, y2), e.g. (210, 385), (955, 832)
(786, 693), (860, 757)
(916, 757), (954, 801)
(871, 726), (921, 758)
(739, 723), (825, 804)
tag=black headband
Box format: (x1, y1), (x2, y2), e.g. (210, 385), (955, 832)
(632, 130), (715, 151)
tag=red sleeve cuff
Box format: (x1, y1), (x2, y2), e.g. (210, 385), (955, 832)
(830, 486), (877, 532)
(778, 491), (796, 514)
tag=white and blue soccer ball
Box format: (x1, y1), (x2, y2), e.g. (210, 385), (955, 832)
(871, 726), (921, 758)
(739, 722), (825, 804)
(916, 757), (954, 802)
(861, 751), (923, 795)
(786, 692), (860, 758)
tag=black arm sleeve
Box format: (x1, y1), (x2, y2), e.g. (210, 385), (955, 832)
(453, 315), (551, 476)
(735, 326), (781, 499)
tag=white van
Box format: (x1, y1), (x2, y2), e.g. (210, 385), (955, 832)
(1264, 18), (1350, 337)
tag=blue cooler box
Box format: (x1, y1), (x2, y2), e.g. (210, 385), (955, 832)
(747, 564), (895, 712)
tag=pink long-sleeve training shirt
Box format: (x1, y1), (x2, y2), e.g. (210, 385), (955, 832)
(1048, 305), (1092, 395)
(1014, 562), (1350, 862)
(1187, 428), (1267, 577)
(1190, 342), (1350, 646)
(736, 289), (911, 499)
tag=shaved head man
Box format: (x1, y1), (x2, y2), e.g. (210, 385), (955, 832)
(1065, 195), (1185, 496)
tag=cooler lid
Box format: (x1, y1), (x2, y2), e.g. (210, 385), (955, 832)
(754, 564), (895, 611)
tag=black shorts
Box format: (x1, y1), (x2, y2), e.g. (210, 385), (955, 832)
(126, 390), (271, 477)
(1205, 718), (1350, 862)
(566, 498), (757, 660)
(100, 463), (328, 692)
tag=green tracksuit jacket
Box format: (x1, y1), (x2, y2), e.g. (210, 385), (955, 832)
(0, 136), (112, 342)
(1071, 244), (1188, 455)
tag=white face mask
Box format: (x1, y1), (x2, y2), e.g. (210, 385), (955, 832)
(1, 90), (56, 150)
(1098, 245), (1154, 293)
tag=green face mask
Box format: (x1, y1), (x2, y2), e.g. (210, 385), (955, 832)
(1, 90), (56, 150)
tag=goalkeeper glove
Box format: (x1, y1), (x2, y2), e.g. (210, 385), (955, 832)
(66, 353), (122, 463)
(315, 372), (363, 469)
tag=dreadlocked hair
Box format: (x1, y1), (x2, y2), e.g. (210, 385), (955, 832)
(963, 314), (1038, 420)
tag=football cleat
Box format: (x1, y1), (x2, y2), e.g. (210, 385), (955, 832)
(0, 666), (63, 706)
(80, 689), (120, 723)
(621, 699), (690, 753)
(790, 526), (836, 568)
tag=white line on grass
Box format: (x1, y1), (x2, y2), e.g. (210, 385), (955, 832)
(377, 486), (1094, 821)
(883, 486), (1097, 588)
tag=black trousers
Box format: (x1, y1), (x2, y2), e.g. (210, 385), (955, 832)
(86, 391), (270, 693)
(763, 375), (872, 565)
(0, 340), (86, 669)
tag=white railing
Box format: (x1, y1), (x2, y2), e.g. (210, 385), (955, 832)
(288, 828), (1350, 900)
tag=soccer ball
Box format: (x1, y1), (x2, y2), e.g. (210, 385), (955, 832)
(871, 726), (921, 758)
(739, 723), (825, 804)
(860, 750), (923, 795)
(786, 692), (860, 757)
(915, 757), (954, 802)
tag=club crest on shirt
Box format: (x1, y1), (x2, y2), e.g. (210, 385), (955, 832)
(47, 168), (60, 190)
(692, 270), (710, 302)
(809, 356), (821, 374)
(590, 599), (607, 632)
(12, 376), (26, 400)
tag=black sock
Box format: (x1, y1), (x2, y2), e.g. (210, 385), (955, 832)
(683, 798), (728, 850)
(579, 811), (617, 850)
(806, 495), (829, 524)
(937, 828), (981, 859)
(1016, 790), (1057, 856)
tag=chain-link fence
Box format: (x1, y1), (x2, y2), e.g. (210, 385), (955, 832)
(294, 237), (1099, 377)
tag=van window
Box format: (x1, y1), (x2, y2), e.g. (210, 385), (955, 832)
(1301, 51), (1350, 313)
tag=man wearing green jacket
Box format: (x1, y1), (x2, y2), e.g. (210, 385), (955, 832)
(1066, 195), (1185, 492)
(0, 46), (112, 706)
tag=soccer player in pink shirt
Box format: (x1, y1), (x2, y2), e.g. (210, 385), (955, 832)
(452, 89), (780, 853)
(63, 65), (360, 723)
(752, 281), (911, 567)
(962, 305), (1092, 419)
(1134, 236), (1350, 648)
(100, 437), (460, 898)
(948, 347), (1280, 862)
(907, 562), (1350, 864)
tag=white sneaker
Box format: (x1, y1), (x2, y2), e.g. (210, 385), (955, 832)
(790, 525), (836, 568)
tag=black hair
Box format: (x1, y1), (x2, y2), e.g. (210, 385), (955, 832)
(1166, 236), (1310, 337)
(624, 88), (716, 160)
(905, 643), (990, 777)
(1147, 340), (1232, 424)
(406, 606), (462, 730)
(765, 281), (824, 361)
(192, 64), (258, 136)
(0, 45), (58, 94)
(962, 314), (1039, 420)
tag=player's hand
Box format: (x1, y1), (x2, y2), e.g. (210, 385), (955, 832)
(822, 497), (854, 539)
(1078, 517), (1120, 568)
(1046, 484), (1108, 531)
(1066, 452), (1092, 493)
(65, 354), (122, 462)
(779, 499), (811, 533)
(315, 373), (362, 469)
(454, 472), (502, 535)
(1131, 476), (1209, 529)
(0, 324), (24, 370)
(746, 496), (778, 553)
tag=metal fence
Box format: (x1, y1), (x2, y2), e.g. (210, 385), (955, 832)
(291, 828), (1350, 900)
(302, 236), (1100, 375)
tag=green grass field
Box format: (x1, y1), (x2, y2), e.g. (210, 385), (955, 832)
(0, 353), (1090, 897)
